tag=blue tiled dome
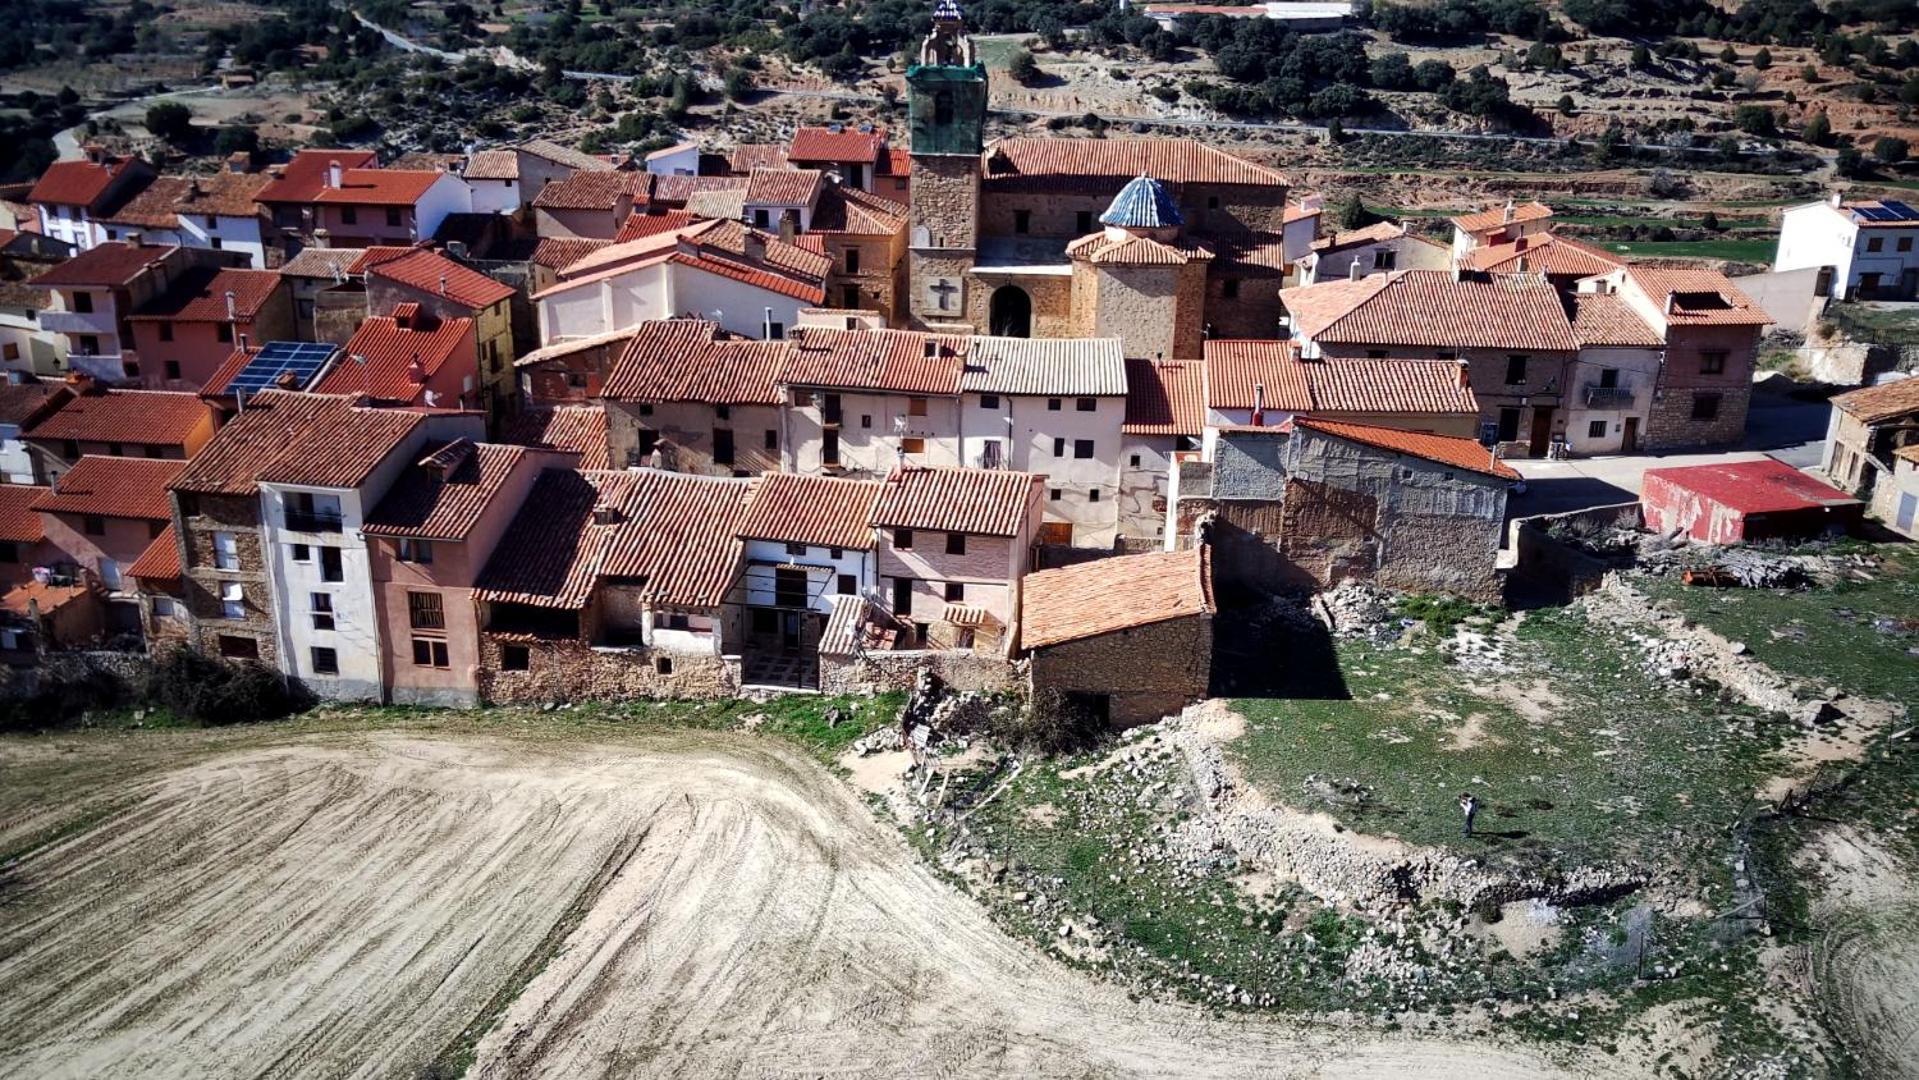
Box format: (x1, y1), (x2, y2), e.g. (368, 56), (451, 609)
(1099, 174), (1182, 229)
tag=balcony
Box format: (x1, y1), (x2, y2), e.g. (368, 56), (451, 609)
(41, 309), (118, 336)
(283, 510), (345, 533)
(1583, 383), (1636, 409)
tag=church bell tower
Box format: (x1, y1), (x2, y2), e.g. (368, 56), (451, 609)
(906, 0), (987, 331)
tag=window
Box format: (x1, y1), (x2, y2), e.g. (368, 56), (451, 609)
(979, 394), (1000, 409)
(386, 207), (402, 228)
(1076, 210), (1093, 233)
(341, 206), (357, 225)
(83, 514), (105, 536)
(217, 634), (258, 659)
(944, 582), (964, 601)
(73, 292), (93, 313)
(216, 323), (233, 344)
(844, 247), (861, 273)
(638, 403), (654, 416)
(829, 547), (843, 559)
(655, 657), (674, 675)
(822, 428), (840, 465)
(0, 542), (14, 563)
(837, 573), (857, 595)
(164, 360), (180, 381)
(785, 542), (808, 557)
(1902, 237), (1915, 253)
(408, 591), (444, 630)
(220, 582), (246, 619)
(79, 335), (98, 356)
(153, 597), (176, 618)
(1089, 488), (1101, 502)
(1073, 439), (1095, 459)
(123, 360), (140, 379)
(1053, 436), (1066, 457)
(319, 545), (343, 582)
(1013, 209), (1031, 234)
(1699, 350), (1727, 375)
(1050, 488), (1062, 501)
(1129, 453), (1142, 468)
(945, 532), (966, 555)
(1504, 355), (1528, 385)
(214, 531), (240, 570)
(310, 646), (339, 675)
(412, 638), (450, 668)
(764, 428), (778, 451)
(1, 343), (14, 361)
(892, 577), (913, 615)
(287, 491), (342, 532)
(1497, 407), (1521, 442)
(1691, 393), (1721, 420)
(311, 592), (334, 631)
(158, 322), (173, 342)
(714, 428), (735, 465)
(291, 543), (310, 562)
(1598, 367), (1619, 388)
(398, 538), (433, 564)
(205, 215), (217, 228)
(775, 567), (808, 608)
(1222, 279), (1239, 299)
(907, 396), (928, 417)
(860, 414), (872, 428)
(1868, 236), (1884, 252)
(894, 528), (913, 550)
(842, 283), (861, 309)
(501, 644), (530, 671)
(1588, 420), (1608, 439)
(900, 436), (925, 454)
(754, 208), (770, 228)
(61, 439), (79, 460)
(1075, 397), (1096, 412)
(1047, 397), (1062, 411)
(765, 321), (783, 340)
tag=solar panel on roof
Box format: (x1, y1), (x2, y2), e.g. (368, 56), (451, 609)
(1856, 206), (1893, 222)
(1883, 199), (1919, 220)
(228, 341), (340, 397)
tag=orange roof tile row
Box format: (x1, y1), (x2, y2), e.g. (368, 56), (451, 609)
(1619, 266), (1771, 327)
(1570, 292), (1663, 348)
(255, 150), (378, 204)
(782, 327), (970, 395)
(96, 176), (193, 229)
(173, 391), (421, 495)
(728, 143), (790, 173)
(0, 485), (48, 543)
(788, 126), (887, 165)
(32, 456), (184, 520)
(871, 466), (1041, 538)
(129, 267), (284, 323)
(614, 209), (699, 243)
(1065, 230), (1213, 266)
(809, 185), (909, 235)
(1021, 547), (1211, 650)
(126, 523), (181, 583)
(531, 170), (649, 211)
(527, 236), (611, 270)
(737, 472), (882, 550)
(317, 310), (475, 404)
(983, 137), (1287, 188)
(363, 441), (531, 540)
(312, 168), (447, 207)
(364, 247), (516, 309)
(1203, 340), (1477, 415)
(1122, 358), (1206, 436)
(1281, 270), (1578, 353)
(743, 167), (823, 206)
(600, 320), (789, 405)
(1451, 200), (1554, 234)
(1462, 231), (1622, 277)
(29, 157), (143, 209)
(498, 405), (611, 469)
(1831, 376), (1919, 423)
(1291, 417), (1520, 481)
(29, 243), (177, 288)
(22, 389), (211, 447)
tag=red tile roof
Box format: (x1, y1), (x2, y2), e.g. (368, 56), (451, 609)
(256, 150), (379, 204)
(745, 168), (824, 206)
(1203, 340), (1476, 415)
(1570, 292), (1663, 347)
(29, 157), (143, 209)
(462, 149), (520, 180)
(788, 126), (887, 165)
(0, 382), (70, 428)
(345, 245), (418, 274)
(174, 391), (410, 495)
(601, 319), (789, 405)
(880, 147), (912, 180)
(474, 467), (753, 609)
(316, 310), (476, 403)
(1021, 547), (1211, 650)
(1450, 201), (1554, 234)
(1065, 230), (1212, 266)
(614, 209), (698, 242)
(312, 168), (448, 207)
(728, 144), (790, 173)
(808, 185), (908, 235)
(1619, 266), (1771, 328)
(29, 243), (177, 288)
(738, 472), (882, 549)
(23, 389), (211, 447)
(984, 137), (1286, 187)
(649, 174), (749, 205)
(498, 405), (611, 469)
(363, 247), (515, 309)
(1310, 221), (1409, 254)
(1462, 231), (1622, 276)
(1281, 269), (1577, 352)
(672, 249), (826, 304)
(1291, 417), (1520, 481)
(364, 441), (532, 539)
(32, 455), (184, 520)
(527, 236), (610, 270)
(175, 171), (274, 217)
(0, 485), (48, 543)
(1123, 358), (1205, 436)
(538, 220), (828, 305)
(129, 267), (284, 322)
(1645, 460), (1859, 514)
(1831, 376), (1919, 424)
(532, 170), (649, 211)
(783, 327), (967, 394)
(871, 465), (1042, 537)
(127, 523), (181, 583)
(96, 176), (192, 229)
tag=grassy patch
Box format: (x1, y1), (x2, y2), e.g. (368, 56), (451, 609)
(1822, 301), (1919, 345)
(1595, 238), (1776, 262)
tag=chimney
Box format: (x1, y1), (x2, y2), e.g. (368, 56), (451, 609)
(1502, 198), (1514, 224)
(438, 273), (449, 298)
(64, 370), (98, 395)
(923, 338), (938, 358)
(1830, 191), (1843, 207)
(591, 502), (622, 525)
(310, 228), (330, 248)
(778, 209), (798, 244)
(326, 160), (343, 189)
(1665, 293), (1676, 315)
(763, 305), (776, 340)
(445, 239), (468, 259)
(224, 289), (238, 322)
(1454, 361), (1470, 388)
(1252, 383), (1265, 426)
(743, 231), (767, 263)
(236, 331), (249, 351)
(408, 353), (427, 384)
(1348, 260), (1362, 281)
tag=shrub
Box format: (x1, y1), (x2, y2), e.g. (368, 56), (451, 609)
(988, 688), (1104, 754)
(1803, 110), (1832, 146)
(1753, 47), (1773, 70)
(144, 101), (193, 143)
(148, 646), (311, 726)
(0, 666), (134, 732)
(1875, 135), (1909, 164)
(1007, 47), (1039, 85)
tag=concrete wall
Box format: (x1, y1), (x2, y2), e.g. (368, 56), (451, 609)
(1504, 501), (1642, 604)
(783, 389), (963, 476)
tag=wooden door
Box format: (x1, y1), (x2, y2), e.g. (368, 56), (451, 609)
(1621, 416), (1639, 454)
(1528, 405), (1555, 457)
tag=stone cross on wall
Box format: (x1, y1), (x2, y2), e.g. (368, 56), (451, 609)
(928, 277), (959, 311)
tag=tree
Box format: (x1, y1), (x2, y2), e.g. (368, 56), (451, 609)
(1702, 209), (1721, 231)
(1875, 136), (1909, 164)
(1804, 110), (1833, 146)
(1335, 191), (1376, 230)
(1733, 104), (1777, 136)
(1719, 44), (1738, 64)
(723, 66), (754, 101)
(1630, 44), (1651, 70)
(214, 126), (258, 157)
(1591, 123), (1625, 163)
(144, 101), (193, 143)
(1557, 93), (1575, 115)
(1007, 47), (1039, 85)
(1326, 117), (1346, 143)
(56, 85), (79, 106)
(1836, 146), (1866, 177)
(1802, 63), (1820, 83)
(1753, 47), (1772, 71)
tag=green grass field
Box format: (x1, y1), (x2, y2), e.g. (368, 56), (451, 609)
(1596, 238), (1776, 262)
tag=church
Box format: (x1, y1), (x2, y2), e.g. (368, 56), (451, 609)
(905, 0), (1297, 358)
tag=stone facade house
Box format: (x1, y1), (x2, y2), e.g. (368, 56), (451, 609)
(810, 183), (910, 322)
(278, 247), (366, 343)
(1020, 546), (1213, 727)
(514, 139), (617, 211)
(29, 456), (183, 638)
(517, 328), (637, 405)
(1459, 230), (1622, 291)
(1119, 357), (1205, 547)
(531, 171), (650, 240)
(869, 464), (1045, 653)
(1878, 444), (1919, 537)
(600, 319), (788, 475)
(729, 471), (884, 689)
(1822, 376), (1919, 498)
(1200, 339), (1479, 436)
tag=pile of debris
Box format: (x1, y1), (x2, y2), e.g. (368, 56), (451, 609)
(1635, 539), (1877, 590)
(1314, 581), (1407, 643)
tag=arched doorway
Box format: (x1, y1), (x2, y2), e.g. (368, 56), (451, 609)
(989, 285), (1032, 337)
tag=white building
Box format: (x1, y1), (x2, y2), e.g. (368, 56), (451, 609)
(1775, 194), (1919, 301)
(28, 153), (155, 252)
(460, 149), (523, 215)
(644, 142), (701, 177)
(1298, 221), (1451, 285)
(1563, 292), (1663, 455)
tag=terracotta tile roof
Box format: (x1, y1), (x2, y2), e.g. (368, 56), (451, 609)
(96, 176), (192, 229)
(0, 382), (70, 428)
(169, 391), (365, 494)
(536, 221), (828, 305)
(645, 141), (699, 162)
(531, 170), (649, 211)
(29, 157), (143, 209)
(1123, 358), (1205, 436)
(880, 148), (912, 179)
(250, 404), (422, 490)
(1895, 443), (1919, 465)
(694, 218), (833, 279)
(513, 327), (637, 370)
(24, 389), (210, 447)
(738, 472), (882, 549)
(601, 319), (789, 405)
(363, 247), (515, 308)
(32, 455), (184, 520)
(129, 267), (283, 322)
(1831, 376), (1919, 423)
(1570, 292), (1663, 347)
(1619, 266), (1771, 328)
(983, 137), (1286, 187)
(650, 174), (748, 205)
(1282, 201), (1322, 224)
(1021, 547), (1210, 650)
(363, 440), (531, 539)
(498, 405), (610, 469)
(256, 150), (379, 204)
(462, 149), (520, 180)
(1463, 231), (1622, 276)
(474, 467), (753, 609)
(871, 465), (1041, 537)
(1065, 229), (1213, 266)
(960, 336), (1127, 396)
(1450, 201), (1554, 234)
(346, 245), (419, 274)
(615, 209), (698, 242)
(744, 167), (824, 206)
(1203, 340), (1476, 415)
(788, 126), (887, 165)
(0, 485), (47, 543)
(519, 139), (615, 172)
(1209, 230), (1290, 273)
(527, 236), (611, 270)
(29, 243), (176, 288)
(1310, 221), (1408, 253)
(316, 310), (475, 403)
(783, 327), (967, 394)
(279, 247), (362, 279)
(174, 171), (274, 217)
(1204, 339), (1310, 410)
(728, 144), (789, 173)
(809, 185), (908, 235)
(312, 168), (446, 207)
(127, 523), (180, 583)
(1281, 269), (1577, 352)
(1292, 417), (1520, 481)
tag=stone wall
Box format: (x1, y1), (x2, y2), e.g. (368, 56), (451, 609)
(178, 493), (279, 664)
(1644, 324), (1761, 450)
(964, 270), (1073, 338)
(1504, 501), (1643, 604)
(1028, 615), (1211, 728)
(907, 153), (979, 328)
(819, 646), (1021, 695)
(1204, 270), (1286, 340)
(1642, 383), (1753, 452)
(603, 400), (781, 475)
(476, 633), (741, 704)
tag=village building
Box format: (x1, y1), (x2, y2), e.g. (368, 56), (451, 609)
(730, 471), (883, 688)
(278, 247), (366, 342)
(786, 125), (897, 194)
(1642, 460), (1862, 545)
(1459, 230), (1623, 290)
(254, 149), (378, 250)
(1200, 339), (1480, 436)
(288, 160), (472, 249)
(29, 242), (243, 384)
(809, 182), (911, 321)
(1119, 357), (1205, 546)
(0, 270), (65, 378)
(1448, 200), (1554, 259)
(314, 303), (481, 410)
(0, 483), (57, 589)
(125, 267), (293, 389)
(1565, 291), (1664, 455)
(869, 464), (1045, 652)
(513, 139), (617, 207)
(497, 404), (611, 469)
(94, 176), (195, 248)
(1297, 221), (1449, 285)
(778, 326), (967, 477)
(1774, 194), (1919, 301)
(30, 455), (183, 637)
(1879, 444), (1919, 538)
(1020, 546), (1213, 727)
(599, 319), (788, 475)
(20, 383), (217, 484)
(361, 247), (518, 419)
(28, 150), (156, 251)
(457, 149), (524, 215)
(0, 381), (71, 484)
(472, 467), (756, 702)
(1821, 377), (1919, 496)
(531, 171), (652, 240)
(174, 171), (275, 268)
(743, 168), (824, 233)
(643, 141), (701, 177)
(516, 328), (635, 405)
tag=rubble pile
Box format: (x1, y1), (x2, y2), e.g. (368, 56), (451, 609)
(1315, 581), (1407, 643)
(1634, 542), (1875, 589)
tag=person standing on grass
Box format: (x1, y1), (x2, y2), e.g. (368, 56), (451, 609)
(1459, 792), (1479, 837)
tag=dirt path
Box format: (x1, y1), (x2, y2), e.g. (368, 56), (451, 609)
(0, 731), (1617, 1079)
